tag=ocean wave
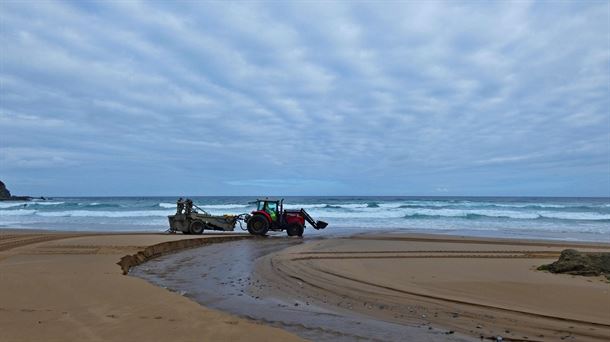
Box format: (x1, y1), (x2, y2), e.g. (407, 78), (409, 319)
(0, 202), (28, 209)
(158, 202), (250, 210)
(305, 210), (406, 219)
(0, 209), (37, 216)
(36, 210), (173, 218)
(30, 201), (65, 206)
(81, 202), (123, 208)
(286, 203), (396, 209)
(286, 203), (406, 210)
(0, 201), (65, 209)
(202, 204), (250, 209)
(401, 209), (610, 221)
(284, 204), (337, 209)
(536, 212), (610, 221)
(396, 202), (609, 211)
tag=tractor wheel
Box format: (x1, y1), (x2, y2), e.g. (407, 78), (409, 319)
(247, 215), (269, 236)
(286, 223), (304, 237)
(189, 221), (205, 235)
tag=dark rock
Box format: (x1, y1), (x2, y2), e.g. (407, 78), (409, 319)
(538, 249), (610, 277)
(0, 180), (11, 199)
(0, 180), (42, 201)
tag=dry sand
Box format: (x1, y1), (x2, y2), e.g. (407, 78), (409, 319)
(254, 234), (610, 341)
(0, 230), (304, 342)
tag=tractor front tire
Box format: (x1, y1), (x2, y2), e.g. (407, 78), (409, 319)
(286, 223), (304, 237)
(247, 215), (269, 236)
(189, 221), (205, 235)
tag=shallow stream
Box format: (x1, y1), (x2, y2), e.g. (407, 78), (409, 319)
(131, 237), (472, 341)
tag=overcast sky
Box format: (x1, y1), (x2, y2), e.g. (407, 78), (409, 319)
(1, 1), (608, 197)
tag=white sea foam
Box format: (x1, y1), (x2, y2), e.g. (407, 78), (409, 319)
(284, 204), (341, 209)
(36, 210), (173, 218)
(303, 207), (610, 221)
(0, 201), (65, 209)
(0, 209), (37, 216)
(31, 201), (65, 206)
(158, 203), (250, 210)
(537, 211), (610, 221)
(0, 202), (28, 209)
(201, 204), (250, 209)
(285, 203), (375, 209)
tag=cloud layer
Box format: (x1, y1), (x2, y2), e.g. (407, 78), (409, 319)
(1, 1), (608, 196)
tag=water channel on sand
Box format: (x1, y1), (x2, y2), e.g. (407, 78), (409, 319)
(131, 236), (471, 341)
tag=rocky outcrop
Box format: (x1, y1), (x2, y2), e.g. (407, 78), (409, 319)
(0, 180), (44, 201)
(0, 180), (11, 199)
(538, 249), (610, 279)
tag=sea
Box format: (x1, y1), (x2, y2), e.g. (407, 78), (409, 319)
(1, 196), (609, 242)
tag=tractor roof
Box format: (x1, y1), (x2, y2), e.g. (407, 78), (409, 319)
(256, 198), (281, 202)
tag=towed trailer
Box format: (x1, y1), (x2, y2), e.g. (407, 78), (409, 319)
(168, 200), (242, 234)
(168, 212), (240, 234)
(167, 198), (327, 236)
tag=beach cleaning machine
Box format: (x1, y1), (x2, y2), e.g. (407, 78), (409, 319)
(168, 198), (327, 237)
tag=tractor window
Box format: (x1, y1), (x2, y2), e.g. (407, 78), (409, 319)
(265, 202), (278, 221)
(267, 202), (277, 212)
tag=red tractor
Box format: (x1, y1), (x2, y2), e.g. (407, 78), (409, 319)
(246, 198), (328, 236)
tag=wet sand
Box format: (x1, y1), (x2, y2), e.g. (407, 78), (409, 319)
(0, 230), (303, 342)
(134, 233), (610, 342)
(132, 237), (470, 341)
(260, 234), (610, 341)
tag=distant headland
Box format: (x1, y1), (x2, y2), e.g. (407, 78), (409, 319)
(0, 180), (46, 201)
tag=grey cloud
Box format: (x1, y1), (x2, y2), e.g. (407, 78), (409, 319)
(0, 1), (607, 196)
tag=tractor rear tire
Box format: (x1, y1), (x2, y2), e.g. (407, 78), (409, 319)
(189, 221), (205, 235)
(286, 223), (304, 237)
(247, 215), (269, 236)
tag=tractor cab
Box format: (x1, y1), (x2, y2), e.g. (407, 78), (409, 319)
(255, 198), (282, 221)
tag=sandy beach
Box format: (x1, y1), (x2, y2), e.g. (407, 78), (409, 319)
(2, 229), (609, 342)
(253, 234), (610, 341)
(0, 230), (303, 342)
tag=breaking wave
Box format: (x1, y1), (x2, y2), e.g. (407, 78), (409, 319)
(0, 209), (37, 216)
(158, 203), (249, 210)
(0, 201), (65, 209)
(403, 211), (610, 221)
(35, 210), (174, 218)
